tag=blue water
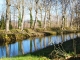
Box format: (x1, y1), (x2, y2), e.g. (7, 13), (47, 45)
(0, 33), (80, 58)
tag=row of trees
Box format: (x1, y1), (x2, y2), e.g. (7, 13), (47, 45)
(0, 0), (80, 31)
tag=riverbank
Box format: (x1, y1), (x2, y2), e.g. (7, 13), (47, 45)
(0, 37), (80, 60)
(0, 28), (80, 44)
(0, 29), (57, 44)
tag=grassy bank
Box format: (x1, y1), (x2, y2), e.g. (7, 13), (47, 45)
(0, 28), (80, 44)
(0, 55), (49, 60)
(1, 37), (80, 60)
(0, 28), (57, 44)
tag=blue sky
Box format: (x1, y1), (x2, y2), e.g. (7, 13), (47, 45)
(0, 0), (6, 17)
(0, 0), (60, 21)
(0, 0), (3, 11)
(0, 0), (5, 10)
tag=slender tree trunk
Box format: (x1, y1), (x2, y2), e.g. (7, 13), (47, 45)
(30, 9), (33, 28)
(14, 8), (16, 29)
(44, 11), (46, 30)
(49, 10), (51, 28)
(6, 0), (10, 32)
(70, 12), (74, 29)
(70, 1), (74, 30)
(33, 10), (38, 29)
(40, 9), (43, 28)
(18, 11), (21, 29)
(21, 0), (24, 31)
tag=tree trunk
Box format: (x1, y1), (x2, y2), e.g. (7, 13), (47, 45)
(21, 0), (24, 31)
(56, 0), (59, 27)
(6, 0), (10, 32)
(44, 11), (46, 30)
(49, 10), (51, 28)
(33, 0), (39, 29)
(14, 8), (16, 29)
(40, 8), (43, 28)
(30, 9), (33, 28)
(33, 10), (38, 29)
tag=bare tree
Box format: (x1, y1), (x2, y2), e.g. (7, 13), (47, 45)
(73, 0), (80, 30)
(59, 0), (69, 30)
(38, 0), (43, 28)
(21, 0), (24, 31)
(47, 0), (53, 28)
(33, 0), (39, 29)
(14, 0), (22, 29)
(6, 0), (11, 31)
(43, 0), (47, 30)
(55, 0), (59, 27)
(27, 0), (33, 28)
(69, 0), (75, 30)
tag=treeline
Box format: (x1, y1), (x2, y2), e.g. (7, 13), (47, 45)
(0, 0), (80, 31)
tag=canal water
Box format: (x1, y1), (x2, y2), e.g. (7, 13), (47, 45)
(0, 33), (80, 58)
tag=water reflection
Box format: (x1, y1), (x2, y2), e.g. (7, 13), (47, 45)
(9, 42), (18, 56)
(30, 38), (32, 52)
(18, 41), (24, 55)
(5, 43), (9, 57)
(0, 33), (80, 58)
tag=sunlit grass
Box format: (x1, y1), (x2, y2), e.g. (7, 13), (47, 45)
(0, 55), (50, 60)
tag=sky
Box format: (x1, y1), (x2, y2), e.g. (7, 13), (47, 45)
(0, 0), (61, 22)
(0, 0), (30, 20)
(0, 0), (61, 21)
(0, 0), (5, 10)
(0, 0), (6, 18)
(0, 0), (34, 20)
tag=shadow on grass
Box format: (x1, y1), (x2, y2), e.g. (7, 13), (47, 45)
(22, 37), (80, 60)
(67, 57), (80, 60)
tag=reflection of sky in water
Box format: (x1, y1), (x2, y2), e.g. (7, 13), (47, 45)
(51, 36), (62, 44)
(9, 42), (18, 57)
(0, 46), (6, 58)
(0, 33), (80, 58)
(35, 38), (41, 50)
(22, 40), (30, 53)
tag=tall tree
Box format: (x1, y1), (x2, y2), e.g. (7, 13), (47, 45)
(47, 0), (53, 28)
(6, 0), (11, 31)
(69, 0), (75, 30)
(15, 0), (22, 29)
(33, 0), (39, 29)
(43, 0), (47, 30)
(21, 0), (24, 31)
(55, 0), (59, 27)
(74, 0), (80, 30)
(38, 0), (43, 28)
(59, 0), (69, 30)
(27, 0), (33, 28)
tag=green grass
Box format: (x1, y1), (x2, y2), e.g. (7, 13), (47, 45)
(0, 55), (50, 60)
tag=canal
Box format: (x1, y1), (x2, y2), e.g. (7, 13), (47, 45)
(0, 33), (80, 58)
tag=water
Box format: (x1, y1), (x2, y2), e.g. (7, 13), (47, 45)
(0, 33), (80, 58)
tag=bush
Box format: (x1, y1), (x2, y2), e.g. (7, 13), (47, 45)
(51, 27), (61, 31)
(36, 28), (44, 32)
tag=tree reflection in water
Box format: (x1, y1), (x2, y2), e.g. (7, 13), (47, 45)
(18, 41), (24, 55)
(5, 43), (9, 57)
